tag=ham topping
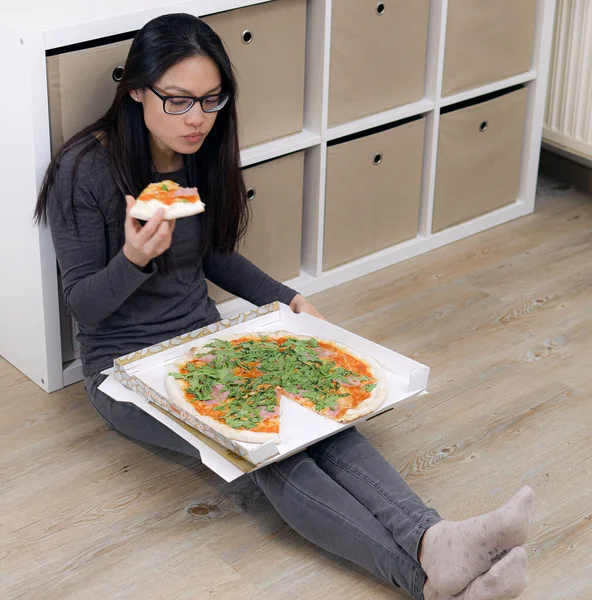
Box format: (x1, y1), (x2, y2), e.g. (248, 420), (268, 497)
(173, 187), (199, 197)
(314, 346), (334, 358)
(208, 384), (229, 405)
(259, 406), (281, 419)
(324, 407), (340, 418)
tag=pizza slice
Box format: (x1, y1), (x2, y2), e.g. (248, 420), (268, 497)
(129, 180), (206, 221)
(165, 340), (282, 444)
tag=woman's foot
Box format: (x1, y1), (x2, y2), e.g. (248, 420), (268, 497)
(423, 547), (529, 600)
(420, 487), (534, 595)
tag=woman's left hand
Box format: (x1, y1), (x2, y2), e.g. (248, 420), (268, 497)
(289, 294), (326, 320)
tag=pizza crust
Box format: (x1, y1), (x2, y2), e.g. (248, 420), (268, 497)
(339, 355), (388, 422)
(129, 199), (205, 221)
(164, 373), (280, 444)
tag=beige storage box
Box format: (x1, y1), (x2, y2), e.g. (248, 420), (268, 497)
(432, 86), (528, 233)
(208, 150), (304, 303)
(328, 0), (430, 127)
(323, 118), (424, 271)
(46, 0), (307, 156)
(203, 0), (306, 149)
(442, 0), (538, 97)
(47, 39), (133, 155)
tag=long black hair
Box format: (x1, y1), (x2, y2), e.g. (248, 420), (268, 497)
(35, 13), (248, 260)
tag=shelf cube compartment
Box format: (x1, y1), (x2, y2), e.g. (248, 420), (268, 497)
(433, 86), (528, 233)
(323, 117), (425, 271)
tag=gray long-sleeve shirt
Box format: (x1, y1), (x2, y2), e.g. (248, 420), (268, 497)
(47, 138), (298, 376)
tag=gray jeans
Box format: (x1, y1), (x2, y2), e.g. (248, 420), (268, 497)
(85, 372), (441, 599)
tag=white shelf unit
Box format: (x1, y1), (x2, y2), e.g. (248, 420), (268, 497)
(0, 0), (557, 392)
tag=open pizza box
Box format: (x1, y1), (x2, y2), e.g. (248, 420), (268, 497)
(99, 302), (429, 482)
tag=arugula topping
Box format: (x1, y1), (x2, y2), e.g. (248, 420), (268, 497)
(161, 183), (169, 191)
(168, 336), (376, 430)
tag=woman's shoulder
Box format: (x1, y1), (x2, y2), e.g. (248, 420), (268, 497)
(57, 132), (111, 180)
(47, 132), (121, 216)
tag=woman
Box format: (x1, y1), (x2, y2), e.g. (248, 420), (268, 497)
(35, 14), (533, 600)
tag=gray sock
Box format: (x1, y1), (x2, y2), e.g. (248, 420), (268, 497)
(420, 487), (534, 595)
(423, 547), (529, 600)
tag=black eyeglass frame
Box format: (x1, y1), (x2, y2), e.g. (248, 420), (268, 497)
(147, 85), (230, 115)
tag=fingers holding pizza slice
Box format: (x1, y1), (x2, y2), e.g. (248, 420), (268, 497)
(129, 180), (206, 221)
(165, 332), (389, 444)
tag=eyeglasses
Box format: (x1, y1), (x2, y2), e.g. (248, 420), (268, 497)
(147, 85), (230, 115)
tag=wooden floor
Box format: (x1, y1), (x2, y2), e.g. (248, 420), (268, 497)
(2, 175), (592, 600)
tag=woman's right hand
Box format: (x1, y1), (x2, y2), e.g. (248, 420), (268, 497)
(123, 195), (176, 268)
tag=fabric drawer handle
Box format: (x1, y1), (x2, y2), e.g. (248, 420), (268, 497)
(247, 188), (257, 201)
(479, 121), (489, 133)
(376, 2), (386, 15)
(242, 29), (254, 44)
(373, 153), (383, 166)
(112, 66), (125, 82)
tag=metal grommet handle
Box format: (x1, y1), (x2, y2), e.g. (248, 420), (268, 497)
(479, 121), (488, 133)
(112, 66), (124, 82)
(376, 2), (386, 15)
(373, 153), (383, 166)
(242, 29), (253, 44)
(247, 188), (256, 201)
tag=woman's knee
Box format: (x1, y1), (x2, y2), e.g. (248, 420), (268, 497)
(250, 451), (314, 491)
(307, 426), (364, 458)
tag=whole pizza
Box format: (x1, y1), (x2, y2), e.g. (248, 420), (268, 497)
(165, 331), (388, 443)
